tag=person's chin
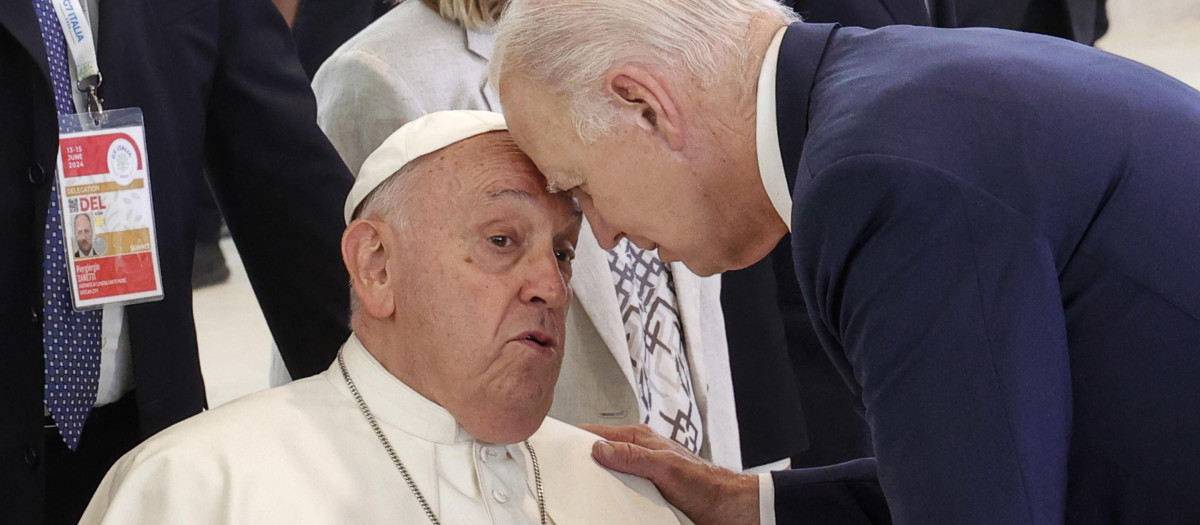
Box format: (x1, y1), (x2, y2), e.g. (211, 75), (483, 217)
(660, 248), (714, 276)
(677, 256), (723, 277)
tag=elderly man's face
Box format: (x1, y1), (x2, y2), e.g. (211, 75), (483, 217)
(500, 75), (737, 277)
(389, 132), (581, 444)
(74, 214), (93, 254)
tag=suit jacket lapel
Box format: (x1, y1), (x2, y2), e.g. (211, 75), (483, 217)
(570, 220), (638, 389)
(3, 0), (63, 173)
(465, 26), (501, 110)
(1, 0), (52, 87)
(669, 262), (709, 413)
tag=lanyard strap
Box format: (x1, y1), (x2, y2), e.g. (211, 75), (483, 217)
(48, 0), (103, 112)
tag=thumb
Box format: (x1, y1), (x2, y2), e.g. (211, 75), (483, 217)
(592, 439), (654, 478)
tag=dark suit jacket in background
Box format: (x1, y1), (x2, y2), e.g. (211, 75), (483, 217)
(785, 0), (1107, 44)
(772, 22), (1200, 524)
(292, 0), (393, 79)
(721, 254), (811, 468)
(0, 0), (353, 521)
(786, 0), (931, 28)
(942, 0), (1108, 45)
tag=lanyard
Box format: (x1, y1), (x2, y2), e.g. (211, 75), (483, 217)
(48, 0), (104, 114)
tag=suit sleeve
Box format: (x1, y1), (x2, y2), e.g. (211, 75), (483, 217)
(202, 0), (352, 378)
(784, 155), (1072, 524)
(770, 458), (890, 524)
(312, 48), (427, 176)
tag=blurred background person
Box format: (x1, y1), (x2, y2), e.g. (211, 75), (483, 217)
(293, 0), (394, 80)
(191, 188), (230, 289)
(0, 0), (352, 523)
(936, 0), (1108, 45)
(784, 0), (1108, 44)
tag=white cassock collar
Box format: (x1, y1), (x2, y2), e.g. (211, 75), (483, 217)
(340, 334), (473, 445)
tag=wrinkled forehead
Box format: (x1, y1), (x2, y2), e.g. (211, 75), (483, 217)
(426, 133), (580, 223)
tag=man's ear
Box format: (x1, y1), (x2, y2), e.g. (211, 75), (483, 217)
(341, 219), (396, 319)
(603, 65), (685, 150)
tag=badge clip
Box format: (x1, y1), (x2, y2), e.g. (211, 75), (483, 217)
(78, 73), (105, 126)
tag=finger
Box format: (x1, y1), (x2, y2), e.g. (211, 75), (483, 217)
(592, 439), (664, 480)
(580, 424), (678, 452)
(578, 421), (643, 443)
(592, 439), (700, 486)
(593, 439), (736, 521)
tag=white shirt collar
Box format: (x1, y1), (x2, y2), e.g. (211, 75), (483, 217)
(338, 334), (469, 445)
(755, 26), (793, 232)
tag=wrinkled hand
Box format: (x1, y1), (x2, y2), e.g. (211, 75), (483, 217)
(579, 424), (760, 525)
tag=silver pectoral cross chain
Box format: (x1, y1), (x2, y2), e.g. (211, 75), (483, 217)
(338, 351), (548, 525)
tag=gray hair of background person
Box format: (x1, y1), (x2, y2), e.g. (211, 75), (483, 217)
(489, 0), (798, 142)
(413, 0), (507, 30)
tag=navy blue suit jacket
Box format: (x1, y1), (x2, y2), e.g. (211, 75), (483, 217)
(728, 0), (937, 471)
(772, 23), (1200, 524)
(0, 0), (352, 521)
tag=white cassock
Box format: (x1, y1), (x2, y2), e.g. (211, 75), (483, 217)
(80, 335), (692, 525)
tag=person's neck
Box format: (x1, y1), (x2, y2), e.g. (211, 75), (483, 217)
(700, 16), (790, 268)
(352, 317), (445, 408)
(715, 14), (788, 131)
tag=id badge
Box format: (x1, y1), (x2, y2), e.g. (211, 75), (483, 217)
(55, 108), (164, 310)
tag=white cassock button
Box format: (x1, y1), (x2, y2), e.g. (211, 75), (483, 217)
(480, 446), (497, 462)
(492, 489), (509, 504)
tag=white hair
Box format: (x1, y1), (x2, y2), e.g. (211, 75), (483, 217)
(490, 0), (797, 142)
(355, 155), (429, 229)
(348, 156), (427, 316)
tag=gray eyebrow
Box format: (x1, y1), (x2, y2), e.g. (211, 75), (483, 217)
(487, 188), (534, 201)
(485, 187), (581, 218)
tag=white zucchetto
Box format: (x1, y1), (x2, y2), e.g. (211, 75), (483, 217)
(344, 110), (508, 223)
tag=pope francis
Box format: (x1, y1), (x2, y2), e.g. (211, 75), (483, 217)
(79, 111), (693, 525)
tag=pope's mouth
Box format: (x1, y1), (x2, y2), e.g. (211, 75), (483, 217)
(513, 331), (557, 355)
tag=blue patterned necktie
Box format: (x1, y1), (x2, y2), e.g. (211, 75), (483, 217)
(33, 0), (104, 451)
